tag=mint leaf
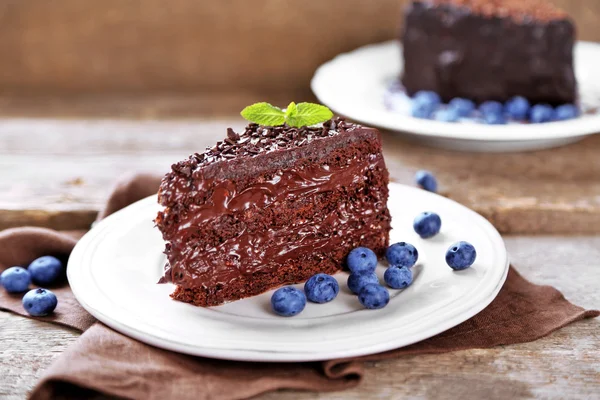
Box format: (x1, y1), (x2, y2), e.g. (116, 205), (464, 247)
(240, 101), (334, 128)
(240, 102), (286, 126)
(287, 102), (334, 128)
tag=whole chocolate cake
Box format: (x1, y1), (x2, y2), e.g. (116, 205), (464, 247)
(156, 118), (391, 306)
(401, 0), (577, 105)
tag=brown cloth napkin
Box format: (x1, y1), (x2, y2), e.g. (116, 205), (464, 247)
(0, 173), (598, 400)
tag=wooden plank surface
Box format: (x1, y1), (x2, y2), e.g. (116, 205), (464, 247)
(0, 118), (599, 234)
(1, 235), (598, 399)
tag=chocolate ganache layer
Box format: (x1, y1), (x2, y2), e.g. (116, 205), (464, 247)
(401, 0), (577, 105)
(156, 118), (391, 307)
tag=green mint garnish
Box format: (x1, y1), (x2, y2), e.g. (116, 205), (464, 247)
(240, 102), (333, 128)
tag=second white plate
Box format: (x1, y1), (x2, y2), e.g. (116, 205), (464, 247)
(67, 183), (509, 362)
(311, 40), (600, 152)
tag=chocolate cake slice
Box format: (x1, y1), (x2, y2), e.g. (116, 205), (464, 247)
(401, 0), (577, 105)
(156, 118), (391, 307)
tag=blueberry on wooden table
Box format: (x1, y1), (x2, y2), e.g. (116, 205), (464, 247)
(0, 267), (31, 293)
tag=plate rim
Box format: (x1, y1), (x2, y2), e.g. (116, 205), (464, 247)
(311, 40), (600, 142)
(68, 183), (510, 362)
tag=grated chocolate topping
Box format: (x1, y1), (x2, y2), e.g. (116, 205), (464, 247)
(189, 117), (362, 167)
(424, 0), (568, 22)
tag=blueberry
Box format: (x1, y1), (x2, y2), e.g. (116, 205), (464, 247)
(530, 104), (553, 123)
(347, 273), (379, 295)
(413, 90), (441, 107)
(553, 104), (579, 121)
(0, 267), (31, 293)
(479, 101), (503, 115)
(504, 96), (530, 120)
(415, 170), (438, 192)
(411, 101), (435, 119)
(22, 288), (58, 316)
(411, 91), (441, 119)
(271, 286), (306, 317)
(384, 266), (413, 289)
(446, 241), (477, 270)
(28, 256), (63, 286)
(304, 273), (339, 304)
(483, 112), (506, 125)
(358, 284), (390, 310)
(385, 242), (418, 268)
(346, 247), (378, 274)
(413, 212), (442, 239)
(433, 108), (459, 122)
(448, 97), (476, 117)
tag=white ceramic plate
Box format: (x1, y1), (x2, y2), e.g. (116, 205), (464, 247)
(311, 40), (600, 152)
(68, 183), (509, 362)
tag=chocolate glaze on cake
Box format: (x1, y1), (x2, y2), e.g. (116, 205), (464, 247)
(156, 118), (391, 306)
(401, 0), (577, 105)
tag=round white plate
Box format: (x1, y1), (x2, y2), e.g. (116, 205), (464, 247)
(68, 183), (509, 362)
(311, 40), (600, 152)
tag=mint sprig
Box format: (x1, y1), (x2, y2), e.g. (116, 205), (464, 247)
(240, 102), (333, 128)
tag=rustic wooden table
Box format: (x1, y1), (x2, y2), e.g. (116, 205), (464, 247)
(0, 118), (598, 399)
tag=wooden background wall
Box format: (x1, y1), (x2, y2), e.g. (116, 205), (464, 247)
(0, 0), (597, 116)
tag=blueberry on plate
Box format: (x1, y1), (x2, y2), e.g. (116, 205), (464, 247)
(271, 286), (306, 317)
(304, 273), (339, 304)
(347, 272), (379, 295)
(483, 111), (507, 125)
(384, 266), (413, 289)
(504, 96), (530, 120)
(415, 170), (437, 193)
(446, 241), (477, 270)
(479, 101), (503, 115)
(433, 108), (460, 122)
(411, 101), (435, 119)
(553, 104), (579, 121)
(530, 104), (553, 123)
(448, 97), (476, 117)
(385, 242), (418, 268)
(358, 284), (390, 310)
(0, 266), (31, 293)
(413, 212), (442, 239)
(347, 247), (378, 274)
(411, 91), (441, 119)
(22, 288), (58, 316)
(28, 256), (63, 286)
(413, 90), (442, 107)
